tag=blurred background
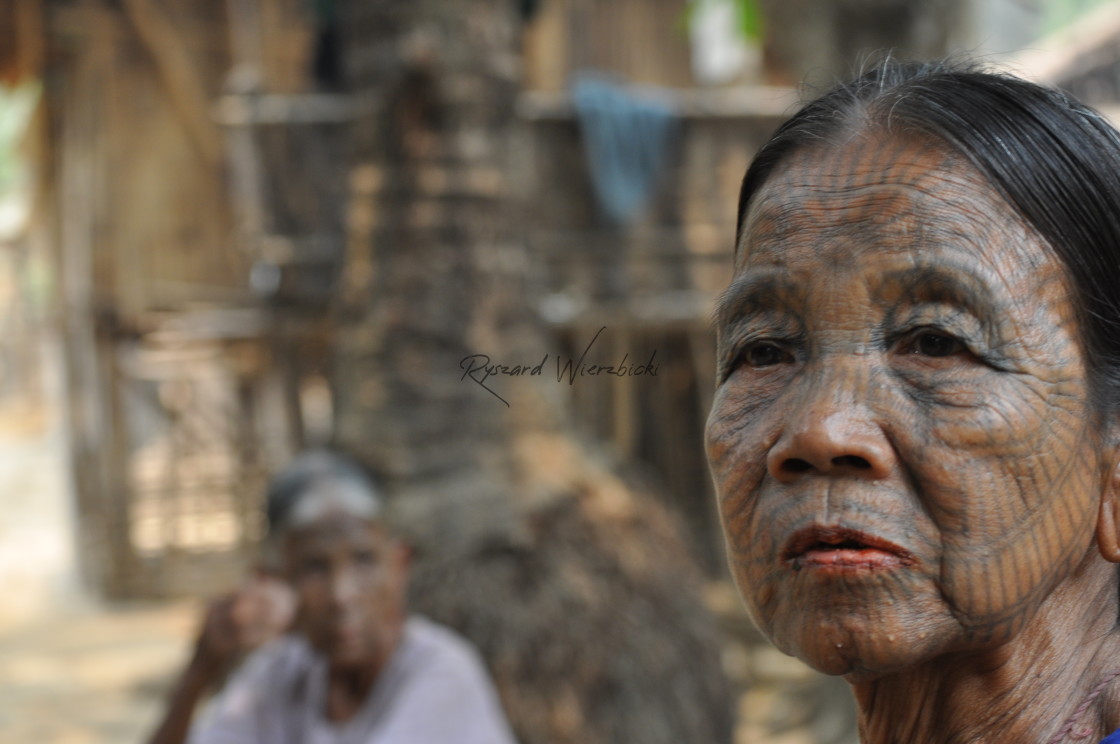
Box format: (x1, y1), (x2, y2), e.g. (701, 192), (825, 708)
(0, 0), (1117, 742)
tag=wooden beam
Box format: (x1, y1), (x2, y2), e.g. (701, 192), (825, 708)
(119, 0), (222, 168)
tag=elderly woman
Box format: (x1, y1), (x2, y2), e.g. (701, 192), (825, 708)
(706, 61), (1120, 744)
(147, 450), (517, 744)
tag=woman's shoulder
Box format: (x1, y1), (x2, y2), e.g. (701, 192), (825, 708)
(379, 614), (505, 704)
(366, 616), (516, 744)
(398, 615), (489, 677)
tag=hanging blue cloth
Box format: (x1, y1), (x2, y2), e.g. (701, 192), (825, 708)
(570, 75), (678, 226)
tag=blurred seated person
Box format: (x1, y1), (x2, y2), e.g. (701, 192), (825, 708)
(147, 450), (518, 744)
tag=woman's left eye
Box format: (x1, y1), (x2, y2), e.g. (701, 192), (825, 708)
(909, 330), (964, 358)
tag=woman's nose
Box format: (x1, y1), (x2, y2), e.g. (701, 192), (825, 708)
(330, 568), (360, 607)
(766, 394), (896, 483)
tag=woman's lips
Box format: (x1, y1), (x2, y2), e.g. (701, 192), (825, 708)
(782, 525), (916, 571)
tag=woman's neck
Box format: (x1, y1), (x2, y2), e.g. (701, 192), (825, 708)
(323, 621), (405, 723)
(851, 558), (1120, 744)
(325, 661), (380, 722)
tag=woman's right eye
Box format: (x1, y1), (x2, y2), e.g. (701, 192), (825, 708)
(743, 342), (788, 368)
(911, 330), (963, 358)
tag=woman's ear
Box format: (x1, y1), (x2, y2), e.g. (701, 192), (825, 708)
(1098, 452), (1120, 563)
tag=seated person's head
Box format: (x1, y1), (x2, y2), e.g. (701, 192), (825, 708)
(265, 450), (409, 673)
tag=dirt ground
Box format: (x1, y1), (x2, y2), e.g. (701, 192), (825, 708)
(0, 589), (856, 744)
(0, 334), (201, 744)
(0, 600), (198, 744)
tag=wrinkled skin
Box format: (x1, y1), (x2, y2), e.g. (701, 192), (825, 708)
(706, 132), (1120, 742)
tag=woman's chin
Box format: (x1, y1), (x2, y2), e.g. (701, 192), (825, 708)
(765, 611), (953, 682)
(787, 638), (920, 681)
(744, 572), (960, 680)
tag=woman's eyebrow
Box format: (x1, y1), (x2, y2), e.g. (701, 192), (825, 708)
(713, 269), (799, 330)
(714, 261), (1004, 332)
(876, 263), (1002, 323)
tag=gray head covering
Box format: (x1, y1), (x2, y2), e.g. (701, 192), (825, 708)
(265, 449), (383, 534)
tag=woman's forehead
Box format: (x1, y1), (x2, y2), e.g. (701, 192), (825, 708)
(286, 511), (389, 551)
(776, 132), (962, 190)
(736, 133), (1046, 272)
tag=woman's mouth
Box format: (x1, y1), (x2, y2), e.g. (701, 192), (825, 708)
(782, 525), (916, 571)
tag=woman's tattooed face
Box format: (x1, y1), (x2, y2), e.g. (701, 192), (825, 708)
(706, 133), (1106, 680)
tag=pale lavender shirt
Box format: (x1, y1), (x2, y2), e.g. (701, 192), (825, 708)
(189, 616), (517, 744)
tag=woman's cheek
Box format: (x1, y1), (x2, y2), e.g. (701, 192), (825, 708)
(706, 367), (790, 469)
(912, 384), (1100, 643)
(707, 380), (795, 648)
(706, 380), (785, 542)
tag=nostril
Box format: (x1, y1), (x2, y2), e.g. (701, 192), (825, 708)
(832, 454), (871, 469)
(782, 458), (813, 474)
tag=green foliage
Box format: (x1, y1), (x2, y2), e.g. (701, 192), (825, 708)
(679, 0), (764, 43)
(733, 0), (763, 42)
